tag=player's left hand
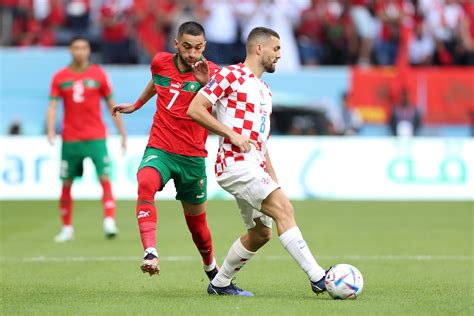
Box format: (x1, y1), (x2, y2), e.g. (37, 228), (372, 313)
(191, 61), (210, 86)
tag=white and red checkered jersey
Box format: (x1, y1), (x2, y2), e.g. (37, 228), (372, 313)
(199, 63), (273, 176)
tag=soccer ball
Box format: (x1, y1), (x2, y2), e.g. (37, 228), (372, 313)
(325, 264), (364, 299)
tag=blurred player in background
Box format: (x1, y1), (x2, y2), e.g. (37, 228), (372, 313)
(47, 36), (127, 243)
(188, 27), (328, 296)
(113, 22), (220, 280)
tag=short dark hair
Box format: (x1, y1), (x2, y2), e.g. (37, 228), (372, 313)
(69, 36), (90, 46)
(246, 27), (280, 50)
(177, 21), (205, 38)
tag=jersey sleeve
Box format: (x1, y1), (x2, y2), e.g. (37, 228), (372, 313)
(98, 67), (113, 99)
(199, 66), (240, 105)
(49, 73), (61, 100)
(150, 52), (166, 75)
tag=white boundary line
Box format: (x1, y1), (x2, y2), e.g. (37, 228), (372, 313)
(0, 255), (472, 263)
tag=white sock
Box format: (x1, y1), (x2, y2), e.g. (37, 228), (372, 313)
(211, 238), (256, 287)
(144, 247), (158, 258)
(203, 257), (216, 272)
(279, 226), (325, 282)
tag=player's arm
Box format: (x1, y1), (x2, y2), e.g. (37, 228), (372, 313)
(46, 98), (59, 145)
(106, 97), (128, 151)
(187, 94), (256, 153)
(264, 149), (279, 184)
(112, 79), (156, 116)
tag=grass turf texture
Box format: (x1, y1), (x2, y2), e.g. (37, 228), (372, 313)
(1, 200), (472, 315)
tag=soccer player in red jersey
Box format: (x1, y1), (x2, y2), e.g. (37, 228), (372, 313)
(47, 36), (127, 243)
(113, 22), (220, 280)
(188, 27), (328, 296)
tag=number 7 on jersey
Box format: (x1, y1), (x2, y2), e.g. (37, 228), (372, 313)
(167, 89), (180, 109)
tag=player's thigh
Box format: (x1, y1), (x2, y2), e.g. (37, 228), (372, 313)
(60, 141), (85, 180)
(137, 147), (173, 190)
(236, 197), (273, 230)
(86, 139), (111, 177)
(260, 188), (295, 222)
(217, 161), (279, 214)
(173, 155), (207, 205)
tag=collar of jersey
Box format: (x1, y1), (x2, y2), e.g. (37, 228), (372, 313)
(237, 63), (255, 78)
(67, 63), (92, 74)
(173, 54), (204, 74)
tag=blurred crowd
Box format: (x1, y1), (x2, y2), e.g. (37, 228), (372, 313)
(1, 0), (473, 67)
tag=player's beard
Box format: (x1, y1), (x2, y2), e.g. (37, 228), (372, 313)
(177, 53), (195, 69)
(262, 55), (277, 73)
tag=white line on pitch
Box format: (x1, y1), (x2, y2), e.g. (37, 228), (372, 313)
(0, 255), (472, 263)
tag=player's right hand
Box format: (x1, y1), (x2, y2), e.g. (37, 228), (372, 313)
(229, 132), (258, 153)
(112, 103), (136, 116)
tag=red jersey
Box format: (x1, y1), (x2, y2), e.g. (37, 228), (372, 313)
(148, 52), (220, 157)
(49, 64), (112, 141)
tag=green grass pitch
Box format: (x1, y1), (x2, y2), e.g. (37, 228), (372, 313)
(1, 200), (472, 315)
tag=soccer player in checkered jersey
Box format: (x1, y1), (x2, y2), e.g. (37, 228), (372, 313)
(112, 22), (220, 280)
(187, 27), (328, 296)
(47, 36), (127, 242)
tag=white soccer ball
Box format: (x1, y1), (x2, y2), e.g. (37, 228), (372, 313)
(325, 264), (364, 299)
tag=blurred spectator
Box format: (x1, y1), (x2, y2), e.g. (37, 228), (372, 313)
(99, 0), (132, 64)
(349, 0), (377, 66)
(1, 1), (17, 45)
(8, 119), (22, 135)
(11, 3), (41, 46)
(238, 0), (304, 71)
(389, 88), (422, 137)
(374, 0), (414, 66)
(296, 0), (324, 65)
(335, 92), (362, 135)
(201, 0), (241, 65)
(425, 0), (465, 65)
(459, 0), (474, 65)
(65, 0), (90, 34)
(131, 0), (177, 62)
(167, 0), (205, 50)
(2, 0), (474, 68)
(52, 0), (94, 45)
(320, 0), (356, 65)
(408, 17), (435, 65)
(8, 0), (56, 46)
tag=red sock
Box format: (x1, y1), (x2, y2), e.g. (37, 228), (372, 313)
(185, 212), (214, 266)
(59, 184), (72, 226)
(100, 178), (115, 218)
(136, 167), (161, 250)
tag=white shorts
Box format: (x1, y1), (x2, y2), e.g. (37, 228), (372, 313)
(216, 160), (280, 229)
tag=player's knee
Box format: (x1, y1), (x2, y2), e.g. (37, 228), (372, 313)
(137, 168), (161, 196)
(137, 178), (154, 196)
(273, 202), (295, 225)
(258, 229), (272, 244)
(250, 225), (272, 246)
